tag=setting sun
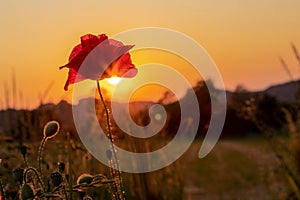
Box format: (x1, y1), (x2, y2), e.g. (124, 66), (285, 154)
(107, 77), (122, 85)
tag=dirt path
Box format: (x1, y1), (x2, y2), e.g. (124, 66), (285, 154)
(182, 139), (283, 200)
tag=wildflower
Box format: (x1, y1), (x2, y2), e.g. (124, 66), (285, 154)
(59, 33), (138, 91)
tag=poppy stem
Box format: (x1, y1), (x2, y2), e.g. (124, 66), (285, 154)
(24, 167), (46, 193)
(37, 137), (47, 190)
(97, 80), (125, 200)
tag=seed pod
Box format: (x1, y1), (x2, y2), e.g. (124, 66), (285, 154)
(77, 174), (93, 185)
(57, 162), (65, 173)
(43, 121), (60, 139)
(21, 183), (34, 200)
(13, 168), (24, 185)
(50, 172), (63, 187)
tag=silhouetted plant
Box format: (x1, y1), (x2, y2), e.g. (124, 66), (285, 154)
(1, 121), (118, 200)
(244, 43), (300, 199)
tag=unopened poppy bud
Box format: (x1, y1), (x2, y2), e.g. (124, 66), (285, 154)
(19, 145), (27, 158)
(21, 183), (34, 200)
(57, 162), (65, 173)
(50, 172), (63, 187)
(77, 174), (93, 185)
(13, 168), (24, 185)
(43, 121), (60, 139)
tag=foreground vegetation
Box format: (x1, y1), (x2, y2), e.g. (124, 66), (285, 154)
(0, 131), (292, 199)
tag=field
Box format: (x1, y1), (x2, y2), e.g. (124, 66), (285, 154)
(0, 134), (289, 200)
(181, 138), (286, 200)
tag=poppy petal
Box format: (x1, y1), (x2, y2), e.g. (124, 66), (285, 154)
(60, 34), (137, 91)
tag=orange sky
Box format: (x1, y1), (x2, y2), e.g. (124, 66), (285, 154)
(1, 0), (300, 109)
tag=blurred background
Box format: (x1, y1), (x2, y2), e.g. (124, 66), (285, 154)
(1, 1), (300, 199)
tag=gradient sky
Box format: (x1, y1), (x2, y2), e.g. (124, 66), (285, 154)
(1, 0), (300, 109)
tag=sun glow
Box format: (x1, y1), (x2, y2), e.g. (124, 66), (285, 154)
(107, 77), (122, 85)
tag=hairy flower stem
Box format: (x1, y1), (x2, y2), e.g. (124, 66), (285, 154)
(97, 80), (125, 200)
(22, 155), (29, 168)
(22, 155), (37, 189)
(37, 137), (47, 186)
(24, 167), (46, 193)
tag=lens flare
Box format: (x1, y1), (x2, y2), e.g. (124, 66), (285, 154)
(107, 77), (122, 85)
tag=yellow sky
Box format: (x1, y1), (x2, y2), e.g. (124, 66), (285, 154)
(1, 0), (300, 109)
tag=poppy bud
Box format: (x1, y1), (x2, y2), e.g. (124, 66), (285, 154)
(21, 183), (34, 200)
(77, 174), (93, 185)
(13, 168), (24, 185)
(50, 172), (63, 187)
(106, 150), (112, 160)
(19, 145), (27, 158)
(57, 162), (65, 173)
(43, 121), (60, 139)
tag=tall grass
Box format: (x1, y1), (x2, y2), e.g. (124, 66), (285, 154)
(244, 43), (300, 199)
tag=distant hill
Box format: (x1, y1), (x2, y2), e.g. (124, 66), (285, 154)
(0, 80), (299, 141)
(226, 80), (299, 107)
(263, 80), (299, 102)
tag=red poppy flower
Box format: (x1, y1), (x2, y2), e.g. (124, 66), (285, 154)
(59, 34), (137, 91)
